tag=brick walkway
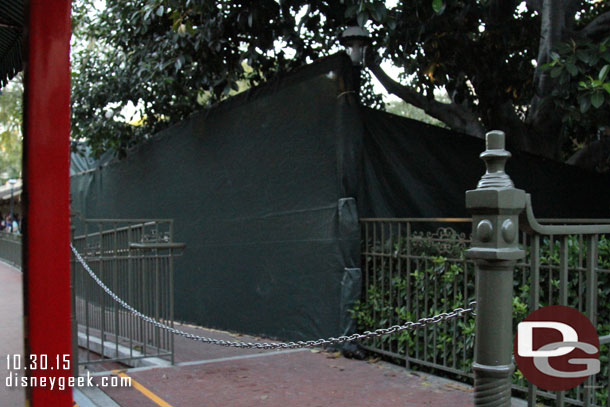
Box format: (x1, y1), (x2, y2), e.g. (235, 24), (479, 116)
(97, 348), (475, 407)
(81, 322), (478, 407)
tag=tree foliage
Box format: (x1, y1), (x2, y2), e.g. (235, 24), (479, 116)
(365, 0), (610, 160)
(0, 75), (22, 182)
(72, 0), (610, 167)
(72, 0), (343, 155)
(544, 37), (610, 153)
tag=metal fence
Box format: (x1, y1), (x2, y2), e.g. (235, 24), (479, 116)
(358, 218), (474, 377)
(0, 232), (21, 269)
(359, 215), (610, 406)
(516, 202), (610, 407)
(72, 219), (184, 367)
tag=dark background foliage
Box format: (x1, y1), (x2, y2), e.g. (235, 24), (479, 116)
(71, 0), (610, 168)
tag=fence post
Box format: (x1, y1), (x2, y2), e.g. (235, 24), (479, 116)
(466, 131), (525, 406)
(70, 203), (78, 378)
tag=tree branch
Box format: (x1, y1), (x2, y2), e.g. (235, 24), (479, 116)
(528, 0), (572, 130)
(367, 62), (485, 138)
(567, 136), (610, 172)
(579, 10), (610, 40)
(532, 0), (567, 99)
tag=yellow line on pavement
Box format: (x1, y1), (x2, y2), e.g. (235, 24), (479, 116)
(112, 370), (173, 407)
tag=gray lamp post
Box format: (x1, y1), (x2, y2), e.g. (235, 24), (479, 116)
(339, 26), (371, 97)
(8, 179), (16, 219)
(466, 131), (525, 406)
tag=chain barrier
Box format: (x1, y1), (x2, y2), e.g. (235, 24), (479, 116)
(71, 243), (476, 350)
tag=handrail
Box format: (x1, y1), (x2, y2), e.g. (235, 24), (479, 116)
(80, 218), (174, 223)
(359, 217), (471, 223)
(537, 218), (610, 224)
(360, 217), (610, 224)
(520, 194), (610, 235)
(73, 220), (173, 240)
(0, 232), (22, 240)
(129, 242), (186, 250)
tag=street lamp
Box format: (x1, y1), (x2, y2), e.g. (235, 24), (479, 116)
(8, 179), (16, 220)
(339, 26), (371, 98)
(339, 26), (371, 66)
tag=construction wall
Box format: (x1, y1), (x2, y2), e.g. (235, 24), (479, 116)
(72, 53), (610, 342)
(71, 54), (363, 341)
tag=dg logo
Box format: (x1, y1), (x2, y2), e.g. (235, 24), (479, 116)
(514, 305), (600, 391)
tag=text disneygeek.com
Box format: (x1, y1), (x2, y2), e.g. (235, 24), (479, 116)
(4, 354), (131, 390)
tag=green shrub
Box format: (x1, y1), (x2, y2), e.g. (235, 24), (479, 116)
(353, 232), (609, 405)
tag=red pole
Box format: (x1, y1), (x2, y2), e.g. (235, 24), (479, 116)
(23, 0), (73, 405)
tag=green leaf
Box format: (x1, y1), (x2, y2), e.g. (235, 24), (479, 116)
(174, 55), (184, 71)
(357, 11), (367, 28)
(345, 5), (357, 19)
(550, 67), (562, 78)
(372, 3), (387, 22)
(591, 92), (604, 108)
(155, 5), (164, 17)
(603, 83), (610, 94)
(566, 63), (578, 77)
(579, 94), (591, 113)
(432, 0), (445, 14)
(185, 22), (195, 35)
(576, 50), (592, 64)
(371, 8), (381, 22)
(599, 65), (610, 81)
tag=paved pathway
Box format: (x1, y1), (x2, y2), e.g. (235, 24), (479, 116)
(0, 261), (26, 407)
(98, 349), (475, 406)
(85, 324), (476, 407)
(0, 259), (476, 407)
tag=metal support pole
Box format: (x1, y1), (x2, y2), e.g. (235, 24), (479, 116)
(9, 184), (14, 218)
(24, 1), (73, 404)
(466, 131), (525, 406)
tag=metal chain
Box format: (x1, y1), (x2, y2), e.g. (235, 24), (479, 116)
(71, 244), (476, 350)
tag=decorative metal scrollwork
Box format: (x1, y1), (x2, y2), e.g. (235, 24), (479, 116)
(141, 228), (170, 243)
(411, 227), (469, 255)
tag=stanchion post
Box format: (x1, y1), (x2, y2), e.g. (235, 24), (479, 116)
(466, 131), (525, 406)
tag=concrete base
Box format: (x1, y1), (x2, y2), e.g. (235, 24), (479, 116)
(77, 332), (171, 369)
(74, 387), (121, 407)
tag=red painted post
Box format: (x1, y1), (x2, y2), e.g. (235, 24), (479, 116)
(23, 1), (73, 406)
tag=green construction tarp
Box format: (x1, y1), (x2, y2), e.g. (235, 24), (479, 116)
(71, 53), (610, 341)
(72, 54), (362, 341)
(359, 107), (610, 220)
